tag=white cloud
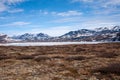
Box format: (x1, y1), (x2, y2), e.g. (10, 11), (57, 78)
(0, 2), (8, 12)
(79, 21), (120, 29)
(2, 0), (25, 5)
(93, 7), (120, 15)
(71, 0), (120, 15)
(0, 21), (30, 26)
(9, 22), (30, 26)
(43, 11), (48, 15)
(103, 0), (120, 7)
(9, 21), (30, 26)
(39, 10), (49, 15)
(71, 0), (120, 7)
(0, 0), (25, 13)
(55, 11), (82, 17)
(39, 10), (82, 17)
(50, 17), (81, 23)
(71, 0), (93, 3)
(50, 13), (120, 29)
(0, 17), (6, 19)
(8, 9), (24, 13)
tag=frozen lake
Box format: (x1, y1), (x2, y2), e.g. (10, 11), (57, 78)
(0, 42), (102, 46)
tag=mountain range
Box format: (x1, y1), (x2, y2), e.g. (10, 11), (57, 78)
(0, 26), (120, 43)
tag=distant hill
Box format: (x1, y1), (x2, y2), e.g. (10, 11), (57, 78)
(0, 34), (12, 43)
(1, 26), (120, 43)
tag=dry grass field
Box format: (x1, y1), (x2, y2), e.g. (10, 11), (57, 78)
(0, 43), (120, 80)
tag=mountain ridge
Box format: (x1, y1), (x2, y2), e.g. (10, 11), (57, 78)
(0, 26), (120, 42)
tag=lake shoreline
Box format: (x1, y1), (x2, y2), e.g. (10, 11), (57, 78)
(0, 41), (119, 46)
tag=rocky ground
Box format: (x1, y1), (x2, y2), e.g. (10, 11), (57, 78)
(0, 43), (120, 80)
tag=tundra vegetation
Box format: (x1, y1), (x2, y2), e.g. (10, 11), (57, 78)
(0, 43), (120, 80)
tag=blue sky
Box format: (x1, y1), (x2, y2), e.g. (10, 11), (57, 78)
(0, 0), (120, 36)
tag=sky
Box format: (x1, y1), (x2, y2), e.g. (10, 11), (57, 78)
(0, 0), (120, 36)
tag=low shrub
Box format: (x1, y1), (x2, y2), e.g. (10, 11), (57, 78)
(16, 55), (34, 60)
(52, 56), (64, 59)
(0, 53), (11, 60)
(93, 63), (120, 75)
(34, 55), (51, 61)
(65, 56), (86, 61)
(97, 52), (118, 58)
(0, 53), (6, 56)
(31, 53), (45, 56)
(74, 47), (86, 52)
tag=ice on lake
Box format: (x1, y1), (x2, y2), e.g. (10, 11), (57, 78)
(0, 42), (102, 46)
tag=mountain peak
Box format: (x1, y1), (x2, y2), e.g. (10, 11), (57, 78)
(112, 26), (120, 31)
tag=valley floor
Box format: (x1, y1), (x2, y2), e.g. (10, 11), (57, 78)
(0, 43), (120, 80)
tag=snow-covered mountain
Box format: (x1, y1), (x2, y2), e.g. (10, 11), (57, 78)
(12, 33), (51, 41)
(59, 26), (120, 41)
(60, 29), (95, 38)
